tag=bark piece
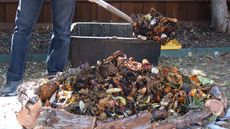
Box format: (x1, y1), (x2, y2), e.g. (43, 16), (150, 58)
(96, 111), (152, 129)
(34, 107), (96, 129)
(152, 107), (211, 129)
(16, 100), (43, 129)
(151, 110), (169, 121)
(205, 99), (225, 116)
(17, 82), (40, 106)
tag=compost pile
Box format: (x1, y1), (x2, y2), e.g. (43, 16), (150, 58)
(38, 51), (217, 122)
(132, 8), (177, 44)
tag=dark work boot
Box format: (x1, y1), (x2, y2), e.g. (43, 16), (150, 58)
(0, 80), (22, 96)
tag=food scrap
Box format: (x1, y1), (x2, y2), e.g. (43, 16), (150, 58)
(132, 8), (177, 44)
(37, 51), (222, 122)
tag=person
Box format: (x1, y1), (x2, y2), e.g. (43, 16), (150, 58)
(0, 0), (76, 96)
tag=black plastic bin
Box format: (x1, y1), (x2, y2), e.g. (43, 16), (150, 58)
(70, 22), (161, 67)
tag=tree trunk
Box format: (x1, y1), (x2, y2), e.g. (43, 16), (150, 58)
(211, 0), (230, 33)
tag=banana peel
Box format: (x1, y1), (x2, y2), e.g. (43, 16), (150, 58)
(161, 39), (182, 50)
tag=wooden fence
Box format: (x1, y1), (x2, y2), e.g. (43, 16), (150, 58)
(0, 0), (230, 23)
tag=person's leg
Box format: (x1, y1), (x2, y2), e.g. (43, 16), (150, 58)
(47, 0), (76, 75)
(0, 0), (45, 96)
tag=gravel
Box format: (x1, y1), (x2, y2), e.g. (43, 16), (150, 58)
(0, 26), (51, 54)
(176, 23), (230, 48)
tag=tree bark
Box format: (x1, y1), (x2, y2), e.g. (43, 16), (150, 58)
(96, 111), (152, 129)
(34, 107), (96, 129)
(152, 107), (212, 129)
(211, 0), (230, 33)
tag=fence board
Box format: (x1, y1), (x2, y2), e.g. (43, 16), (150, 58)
(91, 3), (98, 21)
(38, 2), (51, 23)
(142, 2), (159, 14)
(178, 2), (189, 21)
(0, 1), (229, 23)
(110, 2), (121, 22)
(121, 1), (143, 15)
(97, 4), (112, 22)
(188, 2), (210, 21)
(165, 2), (179, 18)
(0, 4), (5, 22)
(76, 2), (93, 21)
(5, 3), (17, 22)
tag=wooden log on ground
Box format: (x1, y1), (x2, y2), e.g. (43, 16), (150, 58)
(210, 86), (228, 110)
(152, 107), (212, 129)
(205, 99), (225, 116)
(16, 100), (43, 129)
(96, 111), (152, 129)
(34, 107), (96, 129)
(151, 110), (170, 121)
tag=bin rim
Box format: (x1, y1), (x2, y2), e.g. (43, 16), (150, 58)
(71, 36), (137, 40)
(71, 22), (132, 32)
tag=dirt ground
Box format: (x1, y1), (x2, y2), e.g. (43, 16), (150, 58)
(176, 23), (230, 48)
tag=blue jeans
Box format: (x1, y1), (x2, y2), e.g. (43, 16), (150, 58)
(7, 0), (76, 81)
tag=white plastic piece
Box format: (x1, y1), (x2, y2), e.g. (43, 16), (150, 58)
(160, 34), (167, 39)
(150, 19), (157, 25)
(188, 52), (192, 57)
(49, 91), (57, 104)
(214, 51), (219, 56)
(191, 69), (207, 76)
(151, 66), (159, 74)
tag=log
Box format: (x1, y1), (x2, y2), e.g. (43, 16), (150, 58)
(152, 107), (212, 129)
(17, 81), (41, 106)
(16, 100), (43, 129)
(96, 111), (152, 129)
(34, 107), (96, 129)
(205, 99), (225, 116)
(210, 86), (228, 110)
(17, 81), (43, 129)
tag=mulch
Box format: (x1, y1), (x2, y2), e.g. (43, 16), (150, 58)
(0, 23), (230, 55)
